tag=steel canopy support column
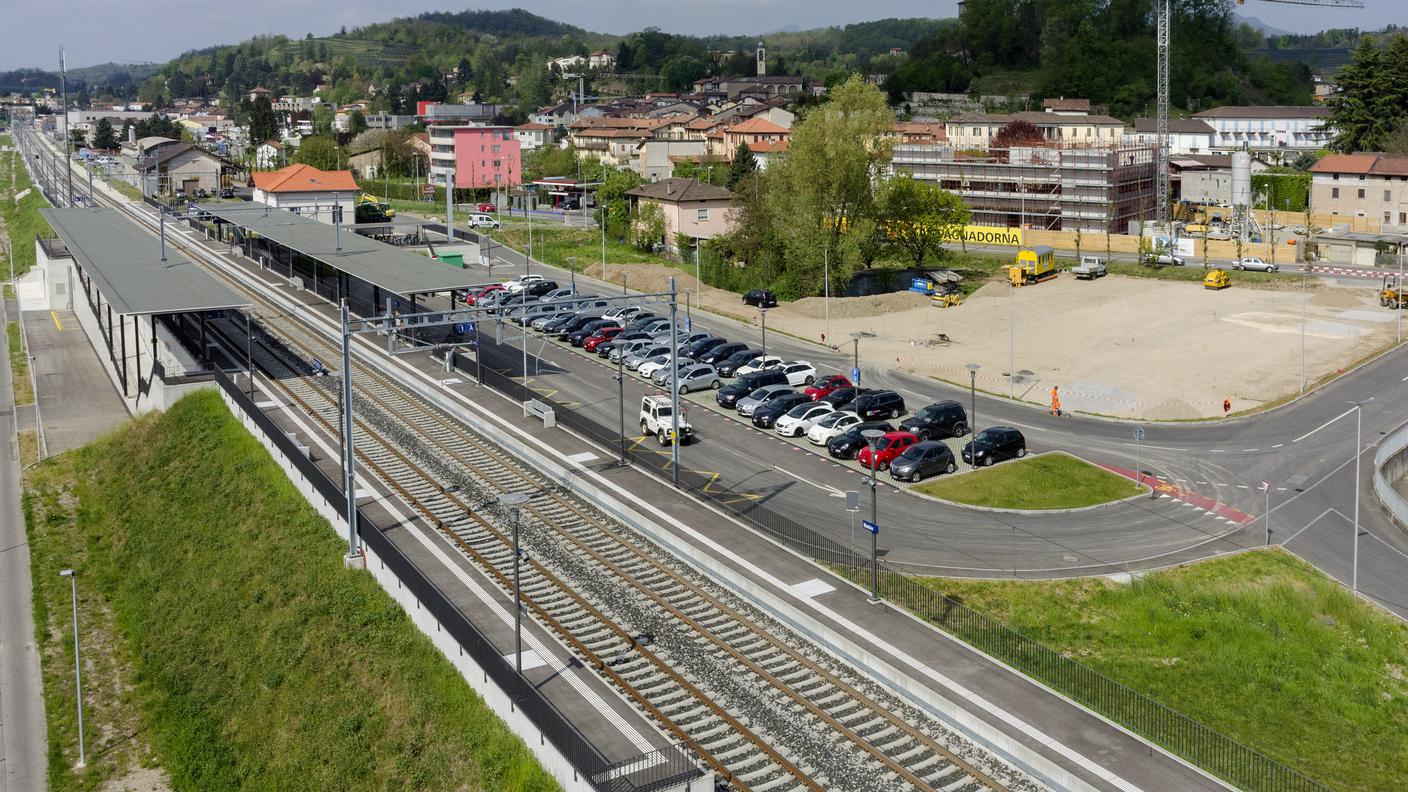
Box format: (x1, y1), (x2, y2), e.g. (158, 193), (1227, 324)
(340, 300), (360, 565)
(119, 314), (128, 396)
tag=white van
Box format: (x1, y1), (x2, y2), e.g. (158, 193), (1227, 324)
(468, 213), (500, 229)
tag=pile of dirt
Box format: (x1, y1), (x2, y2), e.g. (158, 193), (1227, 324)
(1310, 284), (1373, 310)
(785, 291), (930, 319)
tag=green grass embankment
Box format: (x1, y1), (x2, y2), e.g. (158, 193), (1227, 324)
(913, 452), (1141, 509)
(0, 138), (54, 278)
(24, 390), (557, 791)
(7, 320), (32, 406)
(910, 551), (1408, 791)
(492, 223), (669, 275)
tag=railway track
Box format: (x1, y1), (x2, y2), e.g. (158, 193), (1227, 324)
(32, 135), (1041, 791)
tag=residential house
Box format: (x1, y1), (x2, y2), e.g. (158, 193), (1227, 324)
(134, 143), (235, 196)
(428, 125), (522, 188)
(722, 117), (790, 158)
(251, 163), (359, 223)
(514, 122), (554, 151)
(120, 136), (182, 169)
(548, 55), (586, 71)
(347, 147), (384, 179)
(248, 87), (272, 102)
(746, 140), (789, 171)
(568, 117), (674, 167)
(416, 102), (502, 124)
(1042, 98), (1091, 116)
(637, 140), (709, 182)
(1310, 153), (1408, 233)
(944, 110), (1125, 149)
(255, 140), (287, 170)
(625, 178), (735, 250)
(1126, 118), (1216, 155)
(364, 114), (417, 131)
(530, 100), (579, 128)
(892, 122), (946, 146)
(1192, 105), (1332, 159)
(693, 75), (805, 99)
(588, 50), (616, 70)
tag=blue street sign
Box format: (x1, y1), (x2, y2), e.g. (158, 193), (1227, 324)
(850, 367), (861, 385)
(454, 322), (474, 334)
(684, 316), (692, 333)
(862, 519), (878, 535)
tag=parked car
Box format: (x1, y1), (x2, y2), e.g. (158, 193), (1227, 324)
(637, 354), (677, 379)
(532, 311), (575, 331)
(625, 312), (663, 332)
(751, 393), (811, 429)
(743, 289), (778, 308)
(736, 384), (796, 417)
(899, 400), (969, 440)
(889, 441), (958, 482)
(681, 336), (727, 360)
(570, 318), (620, 346)
(543, 312), (589, 335)
(639, 394), (691, 446)
(717, 349), (762, 377)
(826, 421), (895, 460)
(502, 274), (545, 292)
(538, 287), (577, 302)
(819, 386), (869, 409)
(468, 213), (500, 229)
(774, 402), (836, 437)
(1232, 256), (1278, 273)
(1144, 251), (1184, 267)
(475, 202), (496, 213)
(639, 318), (672, 336)
(554, 314), (607, 341)
(852, 390), (906, 420)
(464, 284), (505, 305)
(1071, 255), (1108, 279)
(716, 369), (791, 408)
(804, 374), (852, 401)
(582, 326), (625, 352)
(598, 331), (651, 357)
(698, 342), (749, 366)
(603, 305), (640, 322)
(625, 344), (671, 370)
(857, 431), (919, 471)
(651, 359), (695, 387)
(521, 280), (560, 298)
(777, 361), (817, 386)
(806, 410), (863, 446)
(670, 363), (721, 394)
(961, 427), (1027, 467)
(734, 355), (784, 377)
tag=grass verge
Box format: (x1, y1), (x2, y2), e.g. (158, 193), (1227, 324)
(1106, 261), (1295, 288)
(913, 452), (1141, 509)
(8, 320), (32, 406)
(17, 427), (37, 466)
(492, 223), (667, 273)
(23, 390), (557, 791)
(906, 551), (1407, 791)
(0, 143), (54, 278)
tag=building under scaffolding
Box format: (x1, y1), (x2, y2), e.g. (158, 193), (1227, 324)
(891, 142), (1158, 234)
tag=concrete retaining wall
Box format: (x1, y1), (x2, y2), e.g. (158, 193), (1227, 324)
(1372, 421), (1408, 533)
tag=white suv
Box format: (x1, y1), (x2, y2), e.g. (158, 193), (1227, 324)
(640, 395), (691, 446)
(775, 402), (835, 437)
(778, 361), (817, 387)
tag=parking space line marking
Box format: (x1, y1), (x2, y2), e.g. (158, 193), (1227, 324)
(50, 311), (64, 330)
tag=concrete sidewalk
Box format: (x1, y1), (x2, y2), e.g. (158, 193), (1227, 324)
(21, 307), (128, 455)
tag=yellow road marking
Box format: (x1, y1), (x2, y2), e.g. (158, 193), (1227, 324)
(50, 311), (63, 331)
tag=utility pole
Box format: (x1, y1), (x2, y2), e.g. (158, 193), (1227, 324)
(339, 300), (359, 565)
(61, 47), (73, 208)
(1155, 0), (1170, 229)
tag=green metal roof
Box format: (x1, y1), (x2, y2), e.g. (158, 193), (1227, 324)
(40, 208), (249, 316)
(201, 203), (485, 295)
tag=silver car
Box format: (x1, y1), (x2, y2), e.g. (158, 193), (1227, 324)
(736, 384), (795, 416)
(610, 339), (653, 363)
(532, 311), (574, 330)
(625, 344), (671, 370)
(669, 363), (721, 394)
(651, 360), (694, 387)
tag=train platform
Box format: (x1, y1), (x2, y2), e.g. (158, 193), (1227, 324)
(17, 305), (129, 455)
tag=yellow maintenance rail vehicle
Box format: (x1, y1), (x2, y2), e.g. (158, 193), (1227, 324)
(1008, 246), (1057, 287)
(1382, 274), (1408, 309)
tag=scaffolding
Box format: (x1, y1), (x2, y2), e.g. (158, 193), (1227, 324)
(891, 142), (1158, 234)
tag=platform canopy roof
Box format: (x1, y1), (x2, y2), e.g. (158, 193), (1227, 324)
(199, 203), (487, 295)
(40, 208), (249, 316)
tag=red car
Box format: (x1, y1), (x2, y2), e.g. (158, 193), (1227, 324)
(857, 431), (919, 471)
(805, 374), (852, 401)
(582, 326), (625, 352)
(465, 284), (504, 305)
(476, 202), (496, 213)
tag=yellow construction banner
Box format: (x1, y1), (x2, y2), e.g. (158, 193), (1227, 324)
(941, 225), (1024, 246)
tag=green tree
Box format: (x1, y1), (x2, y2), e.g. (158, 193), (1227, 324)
(874, 176), (971, 266)
(727, 144), (756, 190)
(294, 135), (345, 170)
(91, 117), (119, 150)
(659, 55), (707, 92)
(247, 96), (278, 143)
(1327, 35), (1402, 152)
(348, 109), (368, 135)
(765, 76), (894, 293)
(632, 201), (666, 250)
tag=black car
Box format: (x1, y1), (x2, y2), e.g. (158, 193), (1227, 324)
(524, 281), (561, 299)
(543, 312), (585, 334)
(492, 293), (532, 314)
(826, 421), (895, 460)
(716, 369), (790, 408)
(961, 427), (1027, 467)
(743, 289), (778, 308)
(751, 393), (810, 429)
(681, 336), (727, 360)
(626, 312), (663, 332)
(717, 349), (763, 377)
(597, 330), (651, 357)
(554, 314), (606, 340)
(853, 390), (906, 420)
(569, 318), (620, 346)
(888, 441), (957, 482)
(899, 400), (969, 440)
(819, 386), (869, 409)
(699, 342), (748, 366)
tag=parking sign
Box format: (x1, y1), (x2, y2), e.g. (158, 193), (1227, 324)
(862, 519), (878, 535)
(851, 367), (861, 386)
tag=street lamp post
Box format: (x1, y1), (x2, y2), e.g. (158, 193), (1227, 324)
(861, 428), (886, 601)
(498, 492), (532, 673)
(824, 246), (830, 344)
(1007, 277), (1015, 398)
(849, 331), (874, 387)
(59, 569), (85, 768)
(1349, 399), (1370, 593)
(759, 307), (768, 361)
(965, 363), (980, 468)
(445, 170), (455, 244)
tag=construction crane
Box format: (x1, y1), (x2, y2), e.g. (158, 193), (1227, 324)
(1155, 0), (1365, 229)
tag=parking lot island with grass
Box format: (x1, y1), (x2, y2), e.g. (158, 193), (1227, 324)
(912, 452), (1146, 510)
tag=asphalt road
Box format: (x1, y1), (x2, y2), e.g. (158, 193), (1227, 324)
(463, 229), (1408, 619)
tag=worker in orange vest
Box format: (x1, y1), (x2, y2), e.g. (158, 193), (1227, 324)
(1050, 386), (1062, 417)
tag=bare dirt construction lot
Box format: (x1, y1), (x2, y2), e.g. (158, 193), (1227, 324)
(601, 264), (1396, 420)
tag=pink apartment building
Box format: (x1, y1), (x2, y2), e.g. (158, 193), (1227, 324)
(428, 125), (522, 189)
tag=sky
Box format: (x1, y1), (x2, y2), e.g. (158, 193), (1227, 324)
(3, 0), (1401, 71)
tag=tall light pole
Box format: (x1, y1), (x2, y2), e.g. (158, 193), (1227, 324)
(759, 307), (768, 361)
(823, 246), (830, 344)
(59, 569), (85, 768)
(1007, 277), (1015, 398)
(694, 237), (701, 311)
(966, 363), (980, 469)
(498, 492), (532, 673)
(861, 428), (886, 601)
(1349, 398), (1371, 594)
(599, 192), (607, 280)
(339, 300), (359, 564)
(445, 169), (456, 244)
(849, 330), (874, 387)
